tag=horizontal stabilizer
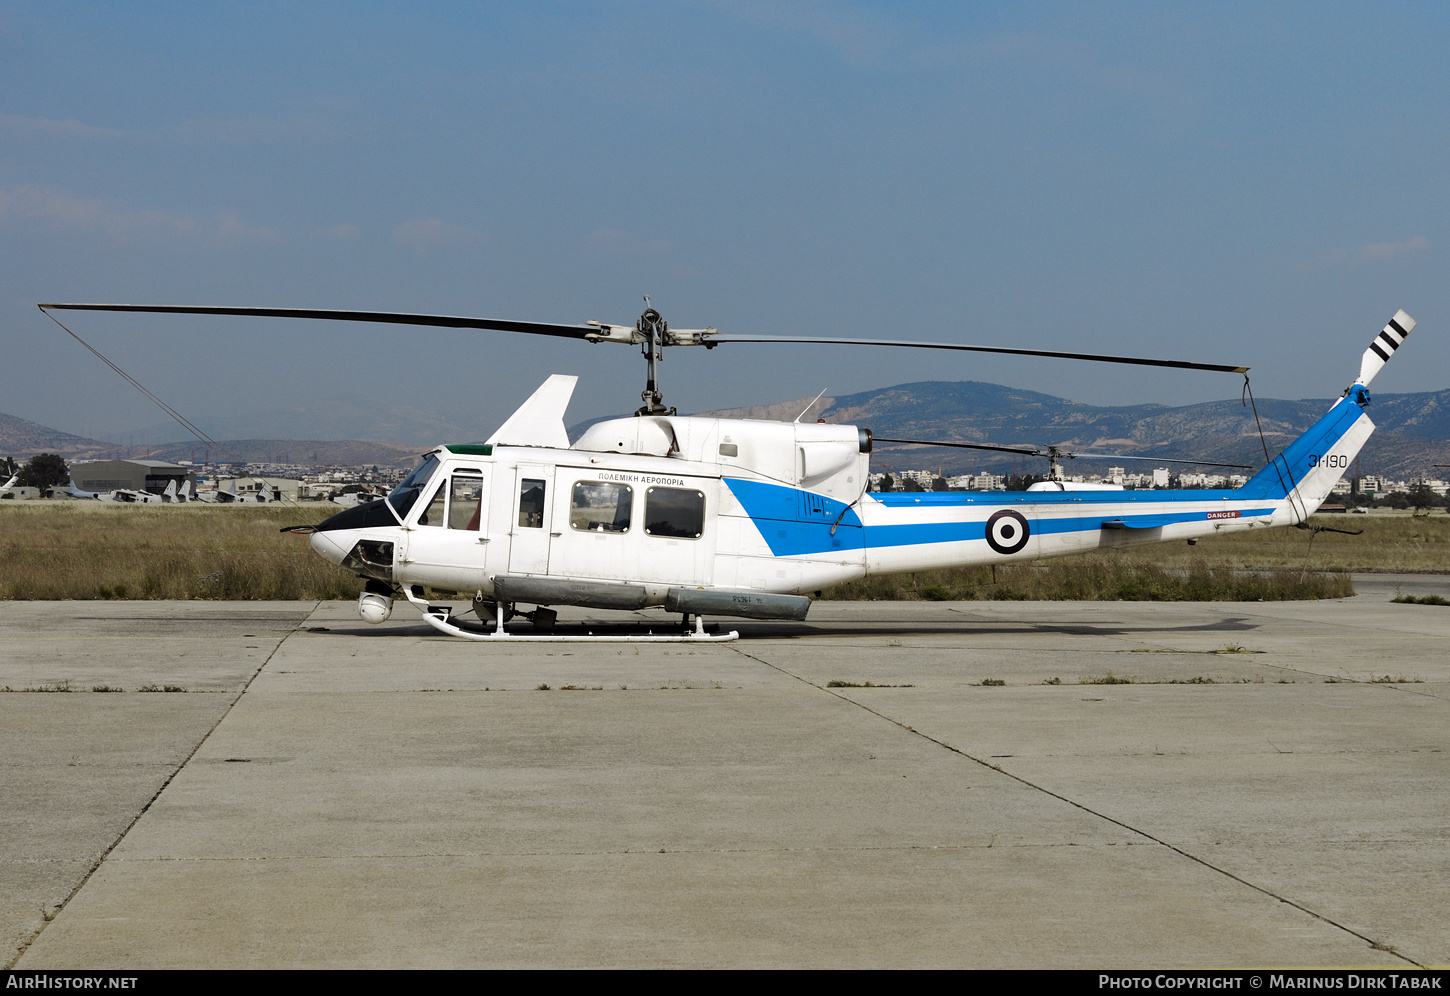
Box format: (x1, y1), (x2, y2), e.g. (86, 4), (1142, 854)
(1356, 309), (1416, 388)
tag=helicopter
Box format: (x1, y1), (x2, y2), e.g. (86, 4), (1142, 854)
(38, 301), (1418, 642)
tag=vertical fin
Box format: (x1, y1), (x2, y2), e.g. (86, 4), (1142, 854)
(485, 374), (578, 448)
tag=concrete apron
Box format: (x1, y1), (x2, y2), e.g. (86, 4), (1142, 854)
(3, 588), (1448, 968)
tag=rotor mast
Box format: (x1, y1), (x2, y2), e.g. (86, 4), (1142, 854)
(1046, 446), (1066, 481)
(636, 302), (675, 416)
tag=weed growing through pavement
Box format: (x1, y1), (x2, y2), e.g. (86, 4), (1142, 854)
(826, 680), (915, 688)
(1079, 674), (1267, 686)
(1121, 646), (1264, 655)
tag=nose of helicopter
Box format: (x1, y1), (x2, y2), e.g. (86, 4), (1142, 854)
(310, 528), (351, 565)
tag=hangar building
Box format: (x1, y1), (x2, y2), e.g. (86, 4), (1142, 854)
(70, 459), (196, 495)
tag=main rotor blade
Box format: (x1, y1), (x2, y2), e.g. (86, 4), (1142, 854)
(40, 304), (1250, 373)
(707, 335), (1249, 374)
(37, 303), (601, 341)
(874, 437), (1042, 456)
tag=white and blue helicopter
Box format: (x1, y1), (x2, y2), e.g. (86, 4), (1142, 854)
(39, 302), (1417, 642)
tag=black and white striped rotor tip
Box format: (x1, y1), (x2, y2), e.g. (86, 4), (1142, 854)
(1357, 309), (1417, 387)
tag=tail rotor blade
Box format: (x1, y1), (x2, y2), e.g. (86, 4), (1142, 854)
(1355, 309), (1416, 388)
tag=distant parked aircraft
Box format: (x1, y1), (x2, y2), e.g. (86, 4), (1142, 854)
(159, 480), (195, 503)
(221, 481), (271, 503)
(330, 486), (382, 507)
(68, 481), (167, 504)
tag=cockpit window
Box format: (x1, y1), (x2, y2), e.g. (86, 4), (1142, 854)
(388, 454), (440, 519)
(417, 483), (447, 527)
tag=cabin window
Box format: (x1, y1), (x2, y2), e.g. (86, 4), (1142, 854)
(417, 483), (447, 527)
(570, 482), (632, 533)
(644, 487), (705, 539)
(449, 477), (484, 530)
(518, 479), (546, 528)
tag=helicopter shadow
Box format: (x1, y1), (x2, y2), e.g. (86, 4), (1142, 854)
(731, 615), (1260, 639)
(297, 614), (1259, 641)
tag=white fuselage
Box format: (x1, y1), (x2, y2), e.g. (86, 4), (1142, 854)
(310, 394), (1371, 609)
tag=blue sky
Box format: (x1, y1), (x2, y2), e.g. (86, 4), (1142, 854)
(3, 2), (1447, 443)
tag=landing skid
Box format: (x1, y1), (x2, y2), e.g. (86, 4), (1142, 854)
(402, 588), (740, 643)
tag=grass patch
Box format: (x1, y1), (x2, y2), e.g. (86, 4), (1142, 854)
(1392, 594), (1450, 605)
(1112, 513), (1450, 575)
(2, 506), (1437, 603)
(91, 684), (123, 692)
(819, 513), (1450, 602)
(1081, 674), (1136, 685)
(535, 683), (551, 691)
(0, 503), (360, 600)
(823, 558), (1353, 603)
(826, 679), (914, 688)
(979, 678), (1006, 686)
(137, 683), (186, 692)
(1369, 674), (1425, 683)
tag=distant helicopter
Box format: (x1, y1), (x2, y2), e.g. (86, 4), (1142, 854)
(39, 301), (1417, 642)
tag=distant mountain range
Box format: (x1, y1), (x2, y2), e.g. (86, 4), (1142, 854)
(699, 381), (1450, 480)
(6, 381), (1449, 478)
(106, 397), (483, 447)
(0, 412), (115, 463)
(0, 412), (422, 469)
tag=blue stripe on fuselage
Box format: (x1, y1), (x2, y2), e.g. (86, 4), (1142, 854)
(724, 478), (866, 556)
(724, 478), (1272, 556)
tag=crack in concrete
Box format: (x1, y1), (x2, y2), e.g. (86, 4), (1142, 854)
(4, 605), (317, 970)
(728, 643), (1427, 969)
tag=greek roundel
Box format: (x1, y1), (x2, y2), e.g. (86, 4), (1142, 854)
(985, 509), (1030, 555)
